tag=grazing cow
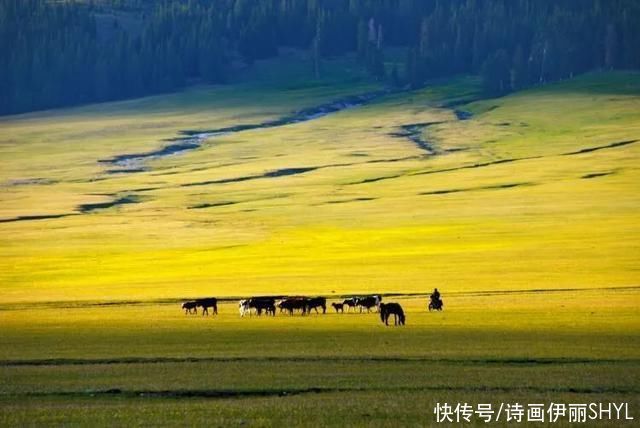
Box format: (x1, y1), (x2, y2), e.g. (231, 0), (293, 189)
(264, 302), (276, 316)
(195, 297), (218, 316)
(379, 303), (405, 326)
(305, 297), (326, 314)
(331, 302), (344, 313)
(343, 298), (358, 312)
(356, 295), (382, 313)
(278, 297), (307, 316)
(182, 301), (198, 315)
(239, 299), (250, 317)
(248, 297), (276, 316)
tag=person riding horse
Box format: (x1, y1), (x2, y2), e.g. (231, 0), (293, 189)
(429, 288), (443, 311)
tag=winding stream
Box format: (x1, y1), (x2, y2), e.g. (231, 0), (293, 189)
(0, 88), (483, 222)
(100, 89), (391, 173)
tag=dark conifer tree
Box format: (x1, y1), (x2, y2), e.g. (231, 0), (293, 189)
(1, 0), (639, 115)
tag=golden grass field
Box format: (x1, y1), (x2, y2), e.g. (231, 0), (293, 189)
(0, 62), (638, 425)
(1, 69), (638, 302)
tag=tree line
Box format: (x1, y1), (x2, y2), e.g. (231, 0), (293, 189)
(1, 0), (639, 115)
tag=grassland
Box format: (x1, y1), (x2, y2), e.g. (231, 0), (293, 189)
(1, 65), (639, 301)
(0, 60), (639, 425)
(1, 290), (639, 426)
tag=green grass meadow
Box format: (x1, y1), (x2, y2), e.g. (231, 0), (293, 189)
(0, 59), (639, 425)
(1, 291), (638, 426)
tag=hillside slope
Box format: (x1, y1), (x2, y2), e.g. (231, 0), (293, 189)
(0, 72), (638, 302)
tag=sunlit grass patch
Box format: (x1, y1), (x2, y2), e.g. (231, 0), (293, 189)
(0, 71), (638, 302)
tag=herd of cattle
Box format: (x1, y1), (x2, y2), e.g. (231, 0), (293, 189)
(181, 295), (411, 326)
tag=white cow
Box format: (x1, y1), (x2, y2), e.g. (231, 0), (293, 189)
(238, 299), (250, 317)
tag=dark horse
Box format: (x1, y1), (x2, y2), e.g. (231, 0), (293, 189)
(331, 302), (344, 313)
(379, 303), (405, 326)
(305, 297), (326, 314)
(182, 301), (198, 315)
(195, 297), (218, 316)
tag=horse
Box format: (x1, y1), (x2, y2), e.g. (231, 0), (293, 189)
(278, 297), (307, 315)
(195, 297), (218, 316)
(182, 301), (198, 315)
(305, 297), (326, 314)
(356, 295), (381, 313)
(428, 297), (443, 311)
(379, 303), (405, 326)
(342, 298), (358, 312)
(331, 302), (344, 313)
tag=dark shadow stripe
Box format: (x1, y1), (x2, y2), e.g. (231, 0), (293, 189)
(563, 139), (638, 156)
(346, 157), (542, 185)
(77, 195), (142, 213)
(264, 167), (317, 177)
(388, 121), (447, 155)
(412, 156), (542, 177)
(420, 182), (533, 196)
(105, 168), (148, 174)
(180, 156), (420, 188)
(0, 214), (76, 223)
(181, 167), (318, 187)
(325, 197), (376, 204)
(188, 201), (236, 209)
(349, 174), (404, 185)
(3, 384), (638, 400)
(348, 139), (639, 186)
(582, 172), (615, 179)
(1, 356), (637, 368)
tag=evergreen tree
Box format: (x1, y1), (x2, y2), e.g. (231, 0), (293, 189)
(1, 0), (639, 115)
(390, 63), (400, 87)
(482, 49), (510, 95)
(356, 19), (368, 63)
(312, 11), (325, 79)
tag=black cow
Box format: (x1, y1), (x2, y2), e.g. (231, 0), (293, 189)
(182, 301), (198, 315)
(248, 297), (276, 316)
(343, 298), (358, 312)
(278, 298), (307, 315)
(195, 297), (218, 316)
(305, 297), (326, 314)
(331, 302), (344, 313)
(356, 295), (381, 313)
(264, 302), (276, 316)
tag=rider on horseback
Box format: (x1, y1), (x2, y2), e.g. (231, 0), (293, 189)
(429, 288), (443, 311)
